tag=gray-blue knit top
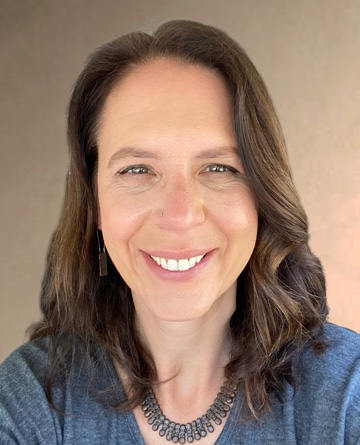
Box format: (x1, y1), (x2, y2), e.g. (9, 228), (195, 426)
(0, 323), (359, 444)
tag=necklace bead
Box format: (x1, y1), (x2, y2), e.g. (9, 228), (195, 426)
(141, 382), (237, 443)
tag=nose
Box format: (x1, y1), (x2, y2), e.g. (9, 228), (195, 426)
(158, 177), (205, 231)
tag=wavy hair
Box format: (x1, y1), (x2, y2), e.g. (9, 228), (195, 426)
(30, 19), (328, 419)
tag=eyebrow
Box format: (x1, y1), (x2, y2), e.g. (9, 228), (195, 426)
(107, 147), (159, 168)
(194, 146), (240, 159)
(107, 145), (240, 169)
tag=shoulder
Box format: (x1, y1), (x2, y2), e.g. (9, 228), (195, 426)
(0, 338), (50, 404)
(0, 338), (136, 445)
(299, 323), (360, 380)
(293, 323), (360, 444)
(0, 338), (60, 444)
(0, 337), (49, 383)
(296, 323), (360, 395)
(324, 322), (360, 351)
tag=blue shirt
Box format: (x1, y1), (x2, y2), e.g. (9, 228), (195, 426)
(0, 323), (359, 444)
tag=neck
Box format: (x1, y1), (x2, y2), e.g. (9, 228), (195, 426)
(114, 286), (238, 430)
(134, 287), (236, 385)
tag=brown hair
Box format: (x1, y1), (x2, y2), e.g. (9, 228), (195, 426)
(30, 19), (328, 419)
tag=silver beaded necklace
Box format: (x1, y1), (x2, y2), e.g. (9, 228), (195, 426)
(141, 382), (237, 443)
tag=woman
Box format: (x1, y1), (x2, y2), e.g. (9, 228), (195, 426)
(0, 20), (359, 445)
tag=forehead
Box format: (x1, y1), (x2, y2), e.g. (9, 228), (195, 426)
(97, 58), (236, 159)
(107, 58), (230, 107)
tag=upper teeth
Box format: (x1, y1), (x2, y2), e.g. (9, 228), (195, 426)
(150, 255), (205, 271)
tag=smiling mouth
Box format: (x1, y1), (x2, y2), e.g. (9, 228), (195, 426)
(149, 254), (206, 271)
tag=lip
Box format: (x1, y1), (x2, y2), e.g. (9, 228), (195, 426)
(140, 249), (216, 281)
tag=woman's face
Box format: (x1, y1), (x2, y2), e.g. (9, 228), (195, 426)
(97, 59), (258, 322)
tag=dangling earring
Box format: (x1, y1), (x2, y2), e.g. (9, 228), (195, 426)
(97, 229), (107, 277)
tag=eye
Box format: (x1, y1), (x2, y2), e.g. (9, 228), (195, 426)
(116, 164), (158, 191)
(199, 163), (245, 188)
(205, 164), (238, 174)
(119, 165), (153, 175)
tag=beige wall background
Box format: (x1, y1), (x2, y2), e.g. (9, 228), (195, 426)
(1, 0), (359, 362)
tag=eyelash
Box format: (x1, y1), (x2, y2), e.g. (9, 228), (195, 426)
(205, 164), (238, 174)
(119, 165), (153, 175)
(119, 163), (238, 175)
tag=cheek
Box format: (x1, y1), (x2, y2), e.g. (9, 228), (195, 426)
(99, 193), (151, 247)
(214, 189), (258, 238)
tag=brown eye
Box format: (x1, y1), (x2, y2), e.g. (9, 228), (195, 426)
(205, 164), (237, 173)
(120, 165), (152, 175)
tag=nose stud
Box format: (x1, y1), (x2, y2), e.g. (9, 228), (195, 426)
(160, 212), (164, 217)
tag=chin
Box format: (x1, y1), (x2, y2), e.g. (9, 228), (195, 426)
(150, 294), (227, 323)
(157, 310), (207, 323)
